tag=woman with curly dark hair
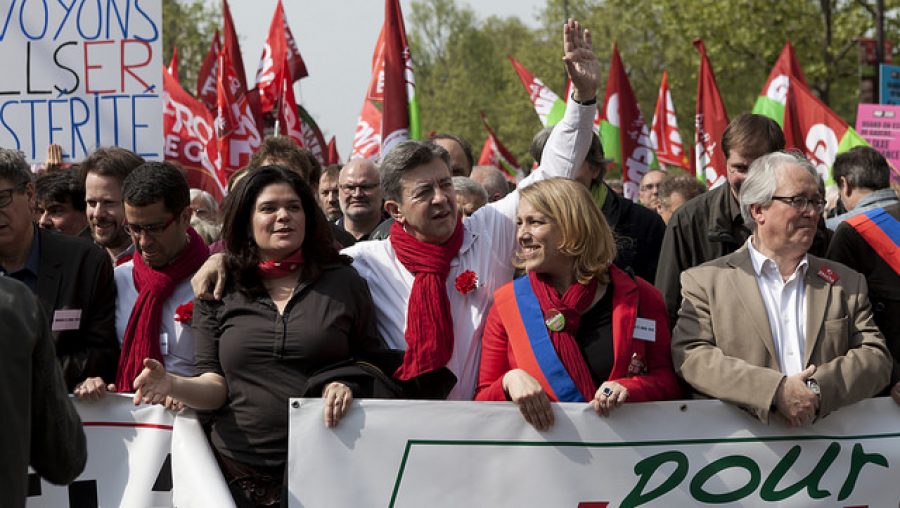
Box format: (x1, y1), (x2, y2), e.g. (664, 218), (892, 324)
(132, 166), (388, 507)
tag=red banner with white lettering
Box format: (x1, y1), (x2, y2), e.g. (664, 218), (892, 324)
(693, 39), (729, 188)
(216, 50), (262, 173)
(196, 30), (221, 112)
(651, 71), (689, 170)
(256, 0), (289, 114)
(163, 70), (224, 201)
(351, 100), (382, 161)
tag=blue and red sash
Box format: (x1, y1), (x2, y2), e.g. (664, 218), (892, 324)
(847, 208), (900, 276)
(493, 277), (585, 402)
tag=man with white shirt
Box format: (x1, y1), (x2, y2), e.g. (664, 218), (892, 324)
(341, 19), (598, 399)
(75, 162), (208, 399)
(671, 151), (891, 425)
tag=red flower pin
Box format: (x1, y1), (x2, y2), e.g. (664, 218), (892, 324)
(455, 270), (479, 295)
(174, 302), (194, 324)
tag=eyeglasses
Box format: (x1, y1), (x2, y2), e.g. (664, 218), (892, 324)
(0, 182), (26, 208)
(640, 183), (660, 192)
(771, 195), (826, 213)
(124, 214), (179, 237)
(339, 183), (379, 194)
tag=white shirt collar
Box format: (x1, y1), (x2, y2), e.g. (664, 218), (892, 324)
(746, 237), (809, 281)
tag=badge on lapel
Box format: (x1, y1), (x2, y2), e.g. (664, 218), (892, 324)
(627, 353), (647, 376)
(817, 266), (839, 285)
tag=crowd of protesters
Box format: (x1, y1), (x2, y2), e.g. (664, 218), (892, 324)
(3, 18), (900, 508)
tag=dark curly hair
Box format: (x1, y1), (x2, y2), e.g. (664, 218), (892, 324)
(221, 165), (349, 295)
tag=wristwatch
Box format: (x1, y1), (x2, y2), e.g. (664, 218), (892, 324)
(806, 378), (821, 397)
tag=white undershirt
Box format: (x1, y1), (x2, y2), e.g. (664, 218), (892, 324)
(747, 238), (808, 376)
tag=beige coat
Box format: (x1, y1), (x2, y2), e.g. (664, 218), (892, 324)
(671, 245), (891, 423)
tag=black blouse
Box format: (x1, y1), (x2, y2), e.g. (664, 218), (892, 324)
(574, 281), (615, 385)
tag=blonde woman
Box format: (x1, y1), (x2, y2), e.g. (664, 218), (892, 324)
(475, 179), (680, 429)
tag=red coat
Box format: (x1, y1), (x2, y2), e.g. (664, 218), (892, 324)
(475, 265), (682, 402)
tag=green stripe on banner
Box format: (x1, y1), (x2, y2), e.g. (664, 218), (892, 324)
(545, 99), (567, 127)
(751, 96), (785, 128)
(599, 120), (622, 167)
(832, 127), (869, 185)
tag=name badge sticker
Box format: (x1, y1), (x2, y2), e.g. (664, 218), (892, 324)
(633, 318), (656, 342)
(52, 309), (82, 331)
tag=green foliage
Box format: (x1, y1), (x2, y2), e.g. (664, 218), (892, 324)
(162, 0), (221, 92)
(408, 0), (899, 165)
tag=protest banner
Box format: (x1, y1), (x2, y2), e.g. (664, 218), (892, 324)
(856, 103), (900, 183)
(26, 395), (232, 508)
(882, 64), (900, 105)
(287, 398), (900, 507)
(0, 0), (163, 163)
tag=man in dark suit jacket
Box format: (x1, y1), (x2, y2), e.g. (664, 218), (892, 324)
(0, 149), (118, 391)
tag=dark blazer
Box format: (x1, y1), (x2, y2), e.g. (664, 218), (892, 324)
(35, 229), (118, 391)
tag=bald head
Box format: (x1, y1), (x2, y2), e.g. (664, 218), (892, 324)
(470, 165), (509, 202)
(339, 159), (383, 236)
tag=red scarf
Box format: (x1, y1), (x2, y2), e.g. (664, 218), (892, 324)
(390, 218), (464, 381)
(257, 249), (304, 279)
(528, 271), (599, 401)
(116, 228), (210, 392)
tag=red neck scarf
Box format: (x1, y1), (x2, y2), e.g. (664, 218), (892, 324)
(257, 249), (304, 279)
(389, 218), (465, 381)
(528, 271), (599, 401)
(116, 228), (210, 392)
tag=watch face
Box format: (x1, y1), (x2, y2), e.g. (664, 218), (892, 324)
(806, 379), (821, 395)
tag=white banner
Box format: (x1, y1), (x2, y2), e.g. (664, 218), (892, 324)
(26, 395), (232, 508)
(0, 0), (163, 162)
(288, 398), (900, 507)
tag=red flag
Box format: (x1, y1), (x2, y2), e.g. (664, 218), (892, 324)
(256, 0), (289, 114)
(350, 100), (382, 160)
(650, 71), (689, 169)
(783, 79), (869, 185)
(326, 137), (340, 165)
(380, 0), (411, 156)
(167, 46), (179, 83)
(478, 112), (522, 182)
(753, 41), (808, 123)
(283, 9), (308, 81)
(276, 56), (304, 148)
(222, 0), (263, 130)
(600, 45), (658, 200)
(216, 50), (262, 173)
(693, 39), (729, 188)
(163, 68), (224, 201)
(196, 30), (221, 112)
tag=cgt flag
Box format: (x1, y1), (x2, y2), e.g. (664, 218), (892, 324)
(650, 71), (689, 170)
(752, 41), (807, 128)
(599, 45), (658, 200)
(276, 55), (304, 149)
(163, 68), (224, 201)
(196, 30), (221, 112)
(508, 55), (566, 127)
(351, 100), (383, 160)
(256, 0), (291, 114)
(478, 112), (522, 182)
(783, 79), (869, 185)
(216, 50), (262, 173)
(693, 39), (729, 189)
(380, 0), (420, 157)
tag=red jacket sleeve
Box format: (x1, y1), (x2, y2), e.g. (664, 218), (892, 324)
(613, 279), (683, 402)
(474, 304), (515, 401)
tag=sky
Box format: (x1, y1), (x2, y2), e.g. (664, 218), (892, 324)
(226, 0), (546, 159)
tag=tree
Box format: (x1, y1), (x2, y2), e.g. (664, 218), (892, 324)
(162, 0), (222, 91)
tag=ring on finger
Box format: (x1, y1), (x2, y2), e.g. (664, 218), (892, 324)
(602, 387), (613, 397)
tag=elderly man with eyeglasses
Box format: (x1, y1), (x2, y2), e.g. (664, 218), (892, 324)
(337, 158), (388, 241)
(672, 151), (890, 427)
(0, 148), (118, 392)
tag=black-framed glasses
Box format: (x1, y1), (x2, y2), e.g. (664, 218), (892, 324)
(339, 183), (379, 194)
(771, 195), (826, 212)
(0, 182), (26, 208)
(123, 214), (179, 237)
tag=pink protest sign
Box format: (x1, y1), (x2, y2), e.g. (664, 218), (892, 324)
(856, 104), (900, 183)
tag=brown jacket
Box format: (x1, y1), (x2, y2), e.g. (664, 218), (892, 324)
(671, 245), (891, 423)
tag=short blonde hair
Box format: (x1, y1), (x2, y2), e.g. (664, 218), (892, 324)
(515, 178), (616, 284)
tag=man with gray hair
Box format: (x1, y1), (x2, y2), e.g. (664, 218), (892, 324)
(470, 165), (510, 202)
(826, 146), (898, 230)
(672, 151), (890, 426)
(452, 176), (488, 217)
(0, 148), (118, 392)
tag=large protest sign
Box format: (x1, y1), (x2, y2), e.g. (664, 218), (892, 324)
(856, 103), (900, 183)
(288, 398), (900, 507)
(26, 395), (232, 508)
(0, 1), (163, 162)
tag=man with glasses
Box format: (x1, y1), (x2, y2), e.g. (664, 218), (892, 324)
(75, 162), (208, 400)
(672, 151), (890, 426)
(337, 158), (388, 241)
(638, 168), (666, 210)
(0, 148), (118, 392)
